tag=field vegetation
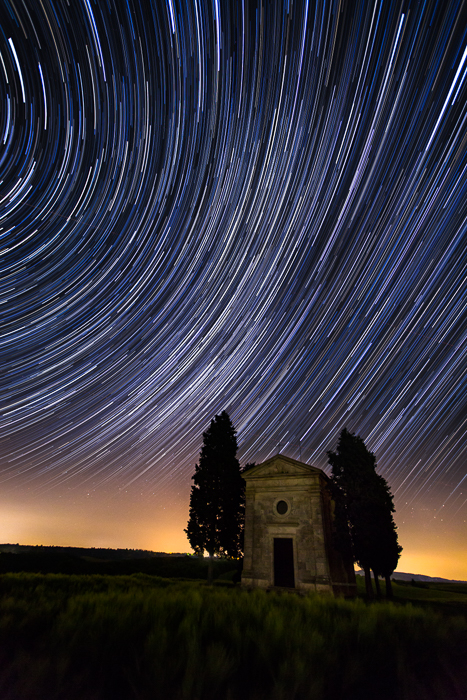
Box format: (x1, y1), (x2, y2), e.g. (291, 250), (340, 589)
(1, 571), (466, 700)
(356, 574), (467, 614)
(0, 549), (237, 578)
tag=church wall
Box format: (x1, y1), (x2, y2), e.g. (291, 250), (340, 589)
(242, 468), (333, 592)
(242, 455), (356, 596)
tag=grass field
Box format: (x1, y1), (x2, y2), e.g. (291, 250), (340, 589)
(0, 572), (466, 700)
(356, 575), (467, 614)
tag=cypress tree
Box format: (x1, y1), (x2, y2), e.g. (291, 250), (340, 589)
(185, 412), (244, 581)
(328, 429), (402, 597)
(367, 474), (403, 598)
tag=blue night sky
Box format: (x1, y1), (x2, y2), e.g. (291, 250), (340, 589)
(0, 0), (466, 578)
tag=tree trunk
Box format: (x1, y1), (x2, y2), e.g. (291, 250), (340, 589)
(364, 567), (373, 598)
(372, 570), (381, 598)
(207, 554), (214, 585)
(385, 574), (393, 598)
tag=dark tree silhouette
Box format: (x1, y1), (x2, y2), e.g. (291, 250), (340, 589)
(185, 412), (244, 582)
(328, 429), (402, 597)
(367, 474), (403, 598)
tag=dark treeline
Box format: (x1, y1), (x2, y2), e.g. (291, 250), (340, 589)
(0, 547), (236, 579)
(0, 544), (177, 559)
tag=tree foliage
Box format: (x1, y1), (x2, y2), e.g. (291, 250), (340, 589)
(328, 429), (402, 596)
(185, 412), (244, 559)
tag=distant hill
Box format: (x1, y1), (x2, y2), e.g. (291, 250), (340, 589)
(0, 544), (238, 579)
(355, 569), (466, 584)
(0, 544), (187, 560)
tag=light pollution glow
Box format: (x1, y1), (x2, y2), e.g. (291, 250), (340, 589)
(1, 481), (466, 581)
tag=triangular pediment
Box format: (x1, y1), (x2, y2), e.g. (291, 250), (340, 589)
(242, 454), (324, 480)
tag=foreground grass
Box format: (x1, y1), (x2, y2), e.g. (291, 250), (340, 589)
(0, 573), (466, 700)
(354, 575), (467, 615)
(391, 579), (467, 612)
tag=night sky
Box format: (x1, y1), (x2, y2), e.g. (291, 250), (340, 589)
(1, 1), (466, 579)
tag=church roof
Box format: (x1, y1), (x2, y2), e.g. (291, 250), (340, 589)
(242, 453), (328, 480)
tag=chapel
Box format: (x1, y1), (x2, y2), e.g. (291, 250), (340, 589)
(241, 454), (356, 595)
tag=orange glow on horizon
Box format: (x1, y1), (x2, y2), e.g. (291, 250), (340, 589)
(0, 488), (465, 581)
(396, 549), (467, 582)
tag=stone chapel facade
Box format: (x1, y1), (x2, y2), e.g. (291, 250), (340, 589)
(241, 454), (356, 595)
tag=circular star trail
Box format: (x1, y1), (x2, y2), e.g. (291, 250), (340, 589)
(1, 1), (466, 532)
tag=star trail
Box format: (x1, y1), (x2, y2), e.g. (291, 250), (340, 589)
(0, 0), (466, 577)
